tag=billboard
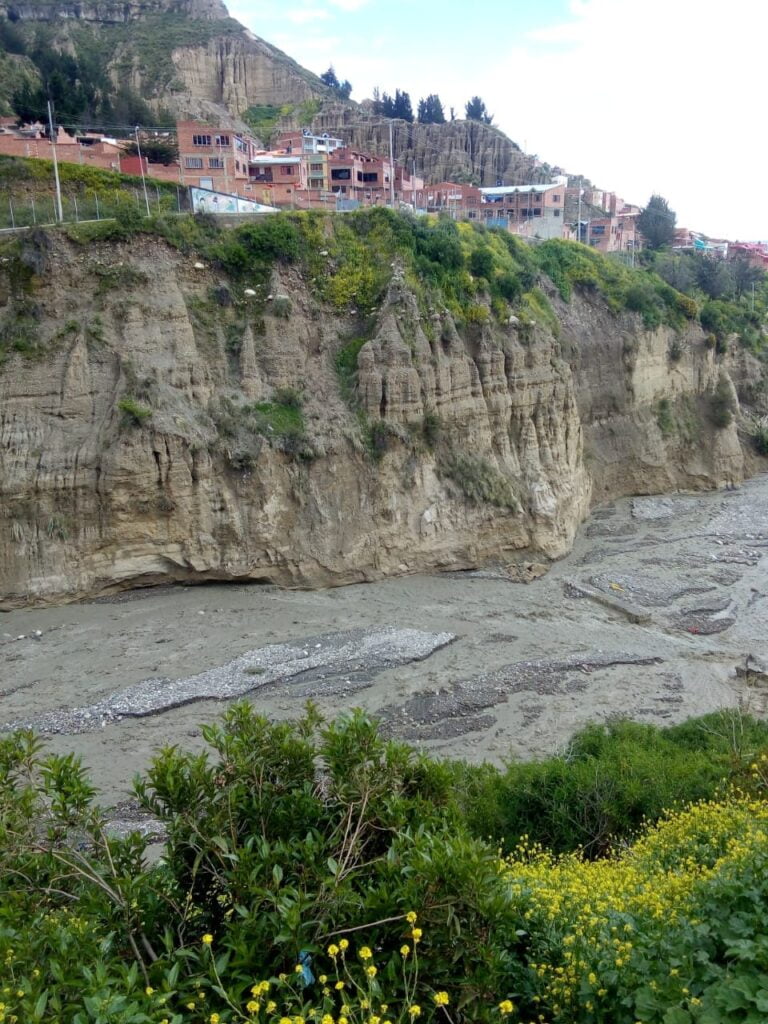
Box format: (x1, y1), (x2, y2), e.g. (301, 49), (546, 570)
(190, 187), (279, 215)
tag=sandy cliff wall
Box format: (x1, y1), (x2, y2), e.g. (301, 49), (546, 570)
(0, 233), (748, 608)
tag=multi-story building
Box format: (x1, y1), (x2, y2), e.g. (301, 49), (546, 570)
(479, 180), (567, 238)
(276, 129), (345, 157)
(248, 154), (307, 206)
(327, 147), (393, 203)
(427, 182), (483, 217)
(176, 120), (261, 193)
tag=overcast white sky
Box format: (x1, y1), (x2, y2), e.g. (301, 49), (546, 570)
(228, 0), (768, 240)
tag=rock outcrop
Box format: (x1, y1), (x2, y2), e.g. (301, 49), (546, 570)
(0, 232), (751, 609)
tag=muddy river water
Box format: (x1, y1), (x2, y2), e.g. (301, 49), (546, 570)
(2, 476), (767, 810)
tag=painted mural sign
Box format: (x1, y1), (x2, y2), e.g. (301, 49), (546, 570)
(190, 187), (279, 215)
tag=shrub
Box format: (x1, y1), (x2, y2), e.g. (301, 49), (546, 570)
(469, 246), (495, 280)
(272, 295), (292, 318)
(438, 451), (518, 509)
(117, 395), (152, 426)
(752, 422), (768, 455)
(422, 411), (442, 449)
(656, 397), (674, 436)
(708, 375), (736, 428)
(668, 336), (683, 362)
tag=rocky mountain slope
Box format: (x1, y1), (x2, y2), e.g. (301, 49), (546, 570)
(0, 213), (761, 609)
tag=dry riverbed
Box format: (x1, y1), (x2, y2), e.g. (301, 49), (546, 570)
(2, 476), (767, 813)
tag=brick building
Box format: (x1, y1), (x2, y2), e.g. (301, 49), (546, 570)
(480, 180), (567, 238)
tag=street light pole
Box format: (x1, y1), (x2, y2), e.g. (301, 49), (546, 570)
(47, 100), (63, 223)
(134, 127), (152, 217)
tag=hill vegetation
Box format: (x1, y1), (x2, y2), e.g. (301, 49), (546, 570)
(3, 708), (768, 1024)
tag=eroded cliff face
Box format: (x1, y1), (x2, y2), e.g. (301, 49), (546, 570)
(0, 234), (748, 608)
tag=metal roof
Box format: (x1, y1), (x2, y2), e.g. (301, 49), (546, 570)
(479, 182), (561, 195)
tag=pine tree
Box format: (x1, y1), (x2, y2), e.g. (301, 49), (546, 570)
(465, 96), (493, 124)
(417, 94), (445, 124)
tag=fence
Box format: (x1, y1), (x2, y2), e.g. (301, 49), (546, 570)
(0, 186), (188, 230)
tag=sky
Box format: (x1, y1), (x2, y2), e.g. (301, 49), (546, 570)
(227, 0), (768, 240)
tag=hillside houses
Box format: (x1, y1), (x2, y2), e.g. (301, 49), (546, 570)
(0, 114), (645, 250)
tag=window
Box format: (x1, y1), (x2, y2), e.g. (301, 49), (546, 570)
(192, 134), (211, 146)
(357, 171), (363, 182)
(332, 168), (351, 180)
(533, 207), (542, 216)
(214, 134), (230, 146)
(208, 157), (224, 169)
(591, 225), (606, 235)
(309, 178), (323, 189)
(362, 172), (378, 183)
(553, 209), (560, 217)
(310, 162), (323, 172)
(552, 194), (561, 201)
(280, 165), (293, 175)
(185, 157), (203, 169)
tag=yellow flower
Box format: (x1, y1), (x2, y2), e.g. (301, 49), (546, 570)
(295, 964), (304, 974)
(359, 946), (373, 960)
(406, 911), (418, 925)
(210, 1015), (221, 1024)
(380, 1006), (388, 1013)
(319, 975), (328, 984)
(267, 1002), (277, 1013)
(322, 1016), (334, 1024)
(339, 939), (349, 952)
(247, 1000), (260, 1014)
(408, 1007), (421, 1018)
(145, 986), (154, 996)
(279, 973), (288, 982)
(411, 928), (422, 943)
(433, 992), (449, 1006)
(365, 966), (377, 978)
(327, 944), (340, 957)
(338, 1018), (348, 1024)
(186, 1003), (196, 1011)
(335, 981), (345, 991)
(360, 1000), (370, 1010)
(202, 934), (214, 945)
(280, 1018), (293, 1024)
(400, 944), (410, 957)
(498, 1000), (515, 1016)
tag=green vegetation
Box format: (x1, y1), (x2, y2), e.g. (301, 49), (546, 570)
(636, 193), (676, 250)
(708, 375), (737, 429)
(211, 389), (311, 468)
(438, 450), (519, 509)
(117, 395), (152, 426)
(3, 709), (768, 1024)
(242, 104), (296, 142)
(656, 396), (674, 437)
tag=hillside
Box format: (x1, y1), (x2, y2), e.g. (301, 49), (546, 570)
(1, 208), (765, 608)
(0, 0), (558, 185)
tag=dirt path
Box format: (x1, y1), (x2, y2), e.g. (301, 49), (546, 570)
(2, 476), (767, 807)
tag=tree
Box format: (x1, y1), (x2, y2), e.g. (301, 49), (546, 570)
(320, 65), (340, 90)
(321, 66), (352, 99)
(126, 138), (179, 165)
(637, 194), (676, 250)
(417, 93), (445, 124)
(465, 96), (493, 124)
(731, 256), (764, 298)
(379, 89), (413, 122)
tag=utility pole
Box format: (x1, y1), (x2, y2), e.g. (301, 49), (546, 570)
(388, 120), (395, 208)
(134, 126), (151, 217)
(47, 100), (63, 223)
(577, 187), (582, 244)
(412, 157), (416, 210)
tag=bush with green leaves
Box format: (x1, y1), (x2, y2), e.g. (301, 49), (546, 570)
(4, 710), (768, 1023)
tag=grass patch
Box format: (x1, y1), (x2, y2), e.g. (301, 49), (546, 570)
(117, 396), (152, 426)
(438, 450), (518, 509)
